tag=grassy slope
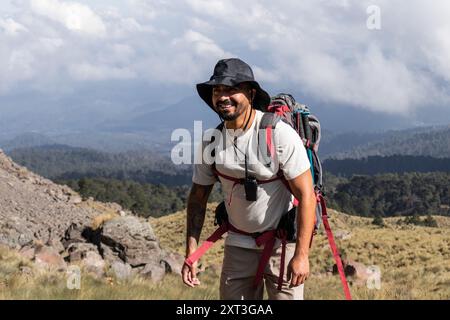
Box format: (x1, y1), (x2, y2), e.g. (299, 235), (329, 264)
(151, 204), (450, 300)
(1, 203), (449, 300)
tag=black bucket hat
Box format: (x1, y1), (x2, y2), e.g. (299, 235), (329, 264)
(196, 58), (271, 111)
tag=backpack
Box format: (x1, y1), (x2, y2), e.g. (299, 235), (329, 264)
(258, 93), (323, 236)
(186, 93), (352, 299)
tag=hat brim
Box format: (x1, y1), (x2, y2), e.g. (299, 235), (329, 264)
(196, 76), (271, 112)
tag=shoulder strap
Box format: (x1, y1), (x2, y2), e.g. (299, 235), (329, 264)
(258, 113), (281, 167)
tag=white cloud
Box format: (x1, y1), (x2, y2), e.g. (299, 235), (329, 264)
(181, 30), (228, 58)
(68, 63), (136, 81)
(0, 17), (28, 36)
(0, 0), (449, 117)
(30, 0), (106, 36)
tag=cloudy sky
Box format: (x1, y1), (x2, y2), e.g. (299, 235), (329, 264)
(1, 0), (449, 130)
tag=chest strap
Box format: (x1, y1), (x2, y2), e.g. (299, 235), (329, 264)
(212, 166), (290, 205)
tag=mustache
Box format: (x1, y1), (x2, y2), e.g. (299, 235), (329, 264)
(217, 99), (235, 107)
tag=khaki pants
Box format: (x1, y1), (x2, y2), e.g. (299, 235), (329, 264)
(219, 243), (304, 300)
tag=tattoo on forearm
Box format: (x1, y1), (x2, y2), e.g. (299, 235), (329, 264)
(187, 200), (206, 243)
(186, 184), (213, 254)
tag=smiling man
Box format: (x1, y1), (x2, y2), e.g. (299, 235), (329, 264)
(182, 58), (317, 300)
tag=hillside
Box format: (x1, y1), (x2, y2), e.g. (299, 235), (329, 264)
(0, 148), (187, 299)
(323, 155), (450, 176)
(151, 205), (450, 300)
(6, 145), (192, 186)
(323, 125), (450, 160)
(1, 148), (449, 300)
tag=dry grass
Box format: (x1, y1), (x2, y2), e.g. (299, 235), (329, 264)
(1, 203), (449, 300)
(151, 204), (450, 300)
(0, 245), (219, 300)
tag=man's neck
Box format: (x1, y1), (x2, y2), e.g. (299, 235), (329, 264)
(225, 107), (255, 131)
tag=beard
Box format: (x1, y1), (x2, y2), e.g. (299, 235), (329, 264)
(215, 99), (241, 120)
(219, 111), (239, 121)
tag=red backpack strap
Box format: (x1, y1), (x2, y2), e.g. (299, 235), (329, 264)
(258, 113), (281, 166)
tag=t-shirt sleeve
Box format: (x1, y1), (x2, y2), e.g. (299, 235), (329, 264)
(192, 140), (218, 186)
(274, 121), (311, 180)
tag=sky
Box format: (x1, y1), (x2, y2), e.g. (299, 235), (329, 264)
(0, 0), (449, 132)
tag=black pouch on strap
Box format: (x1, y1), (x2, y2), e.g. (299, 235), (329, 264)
(277, 206), (297, 242)
(214, 201), (229, 226)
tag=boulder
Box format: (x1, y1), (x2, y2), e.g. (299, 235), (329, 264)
(99, 243), (123, 264)
(101, 216), (161, 267)
(47, 238), (65, 254)
(161, 251), (185, 275)
(68, 195), (83, 205)
(19, 245), (36, 260)
(62, 223), (86, 248)
(333, 259), (370, 284)
(34, 245), (67, 271)
(82, 251), (105, 278)
(67, 242), (99, 263)
(110, 261), (132, 281)
(140, 262), (166, 282)
(334, 230), (352, 240)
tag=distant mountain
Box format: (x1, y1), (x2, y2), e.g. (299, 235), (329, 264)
(100, 95), (220, 133)
(7, 145), (192, 187)
(322, 125), (450, 159)
(0, 132), (57, 151)
(323, 155), (450, 177)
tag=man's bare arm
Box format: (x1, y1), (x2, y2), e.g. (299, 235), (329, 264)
(288, 169), (316, 258)
(182, 183), (214, 287)
(186, 183), (214, 257)
(286, 169), (317, 286)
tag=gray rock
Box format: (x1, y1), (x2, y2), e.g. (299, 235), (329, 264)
(19, 245), (36, 260)
(34, 245), (67, 271)
(111, 261), (132, 281)
(68, 195), (83, 205)
(63, 224), (86, 247)
(334, 230), (352, 240)
(47, 238), (65, 254)
(101, 216), (161, 267)
(333, 259), (370, 284)
(161, 251), (185, 275)
(67, 242), (99, 263)
(82, 251), (105, 277)
(140, 262), (166, 282)
(99, 243), (123, 264)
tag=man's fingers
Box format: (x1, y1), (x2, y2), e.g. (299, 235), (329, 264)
(182, 263), (201, 288)
(182, 264), (195, 288)
(298, 274), (306, 285)
(290, 273), (309, 287)
(290, 274), (298, 288)
(286, 266), (292, 282)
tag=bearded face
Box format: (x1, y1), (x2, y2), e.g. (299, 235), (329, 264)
(212, 84), (254, 121)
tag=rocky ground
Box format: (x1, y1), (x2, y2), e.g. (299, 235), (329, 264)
(0, 149), (184, 282)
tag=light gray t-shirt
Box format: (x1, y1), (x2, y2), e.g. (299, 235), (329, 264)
(193, 110), (311, 249)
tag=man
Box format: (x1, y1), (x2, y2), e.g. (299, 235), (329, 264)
(182, 58), (317, 300)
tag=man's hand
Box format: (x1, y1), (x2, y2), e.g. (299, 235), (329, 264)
(287, 255), (310, 287)
(183, 183), (213, 288)
(182, 261), (201, 288)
